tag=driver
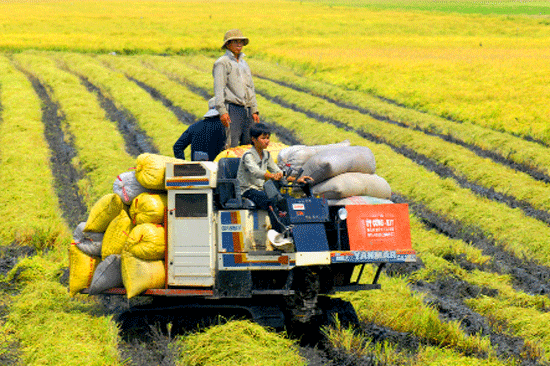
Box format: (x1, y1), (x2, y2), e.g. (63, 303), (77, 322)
(237, 123), (313, 232)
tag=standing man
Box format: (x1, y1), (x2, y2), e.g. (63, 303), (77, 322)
(173, 98), (226, 161)
(213, 29), (260, 148)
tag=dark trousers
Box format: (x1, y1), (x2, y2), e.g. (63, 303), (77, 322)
(242, 189), (284, 233)
(227, 103), (253, 147)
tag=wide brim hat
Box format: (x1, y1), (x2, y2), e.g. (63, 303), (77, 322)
(222, 29), (249, 49)
(204, 97), (220, 118)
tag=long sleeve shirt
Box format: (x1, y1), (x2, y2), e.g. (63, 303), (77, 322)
(213, 50), (259, 116)
(237, 147), (282, 193)
(173, 117), (226, 161)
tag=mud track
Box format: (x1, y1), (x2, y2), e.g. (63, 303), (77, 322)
(16, 64), (88, 228)
(4, 58), (547, 364)
(256, 74), (550, 183)
(256, 88), (550, 227)
(78, 74), (158, 157)
(129, 75), (302, 146)
(112, 78), (549, 364)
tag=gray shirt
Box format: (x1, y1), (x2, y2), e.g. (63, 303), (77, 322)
(237, 148), (282, 193)
(213, 50), (259, 116)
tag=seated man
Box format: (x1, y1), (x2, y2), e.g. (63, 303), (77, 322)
(173, 98), (226, 161)
(236, 123), (312, 233)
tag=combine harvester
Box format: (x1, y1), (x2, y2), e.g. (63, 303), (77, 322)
(75, 147), (416, 330)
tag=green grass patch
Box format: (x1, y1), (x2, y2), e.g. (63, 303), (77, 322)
(294, 0), (550, 15)
(322, 318), (409, 364)
(344, 266), (493, 357)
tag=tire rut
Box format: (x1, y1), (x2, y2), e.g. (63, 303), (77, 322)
(107, 62), (548, 363)
(256, 90), (550, 227)
(128, 75), (302, 146)
(14, 63), (88, 228)
(392, 193), (550, 297)
(413, 277), (541, 365)
(127, 77), (197, 126)
(78, 74), (158, 157)
(255, 74), (550, 184)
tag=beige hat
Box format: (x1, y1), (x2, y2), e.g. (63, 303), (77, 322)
(204, 97), (219, 118)
(222, 29), (249, 49)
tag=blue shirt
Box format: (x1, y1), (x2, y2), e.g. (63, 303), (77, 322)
(173, 117), (226, 161)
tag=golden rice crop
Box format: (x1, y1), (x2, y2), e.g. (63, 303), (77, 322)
(2, 2), (550, 365)
(2, 0), (549, 143)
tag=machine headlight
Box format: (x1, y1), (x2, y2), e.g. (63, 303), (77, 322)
(337, 208), (348, 221)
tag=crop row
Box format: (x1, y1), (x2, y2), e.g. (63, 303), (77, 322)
(2, 51), (550, 364)
(12, 51), (136, 207)
(134, 54), (550, 266)
(246, 57), (550, 181)
(0, 56), (69, 246)
(84, 53), (550, 362)
(3, 0), (550, 145)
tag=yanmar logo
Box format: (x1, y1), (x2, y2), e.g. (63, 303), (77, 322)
(221, 224), (242, 232)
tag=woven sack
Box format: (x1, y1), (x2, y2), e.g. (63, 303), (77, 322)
(113, 170), (149, 205)
(84, 193), (124, 233)
(129, 192), (167, 225)
(126, 223), (166, 261)
(88, 255), (123, 295)
(69, 243), (100, 297)
(102, 209), (134, 260)
(121, 250), (165, 299)
(301, 145), (376, 183)
(311, 172), (391, 200)
(277, 140), (351, 171)
(214, 142), (287, 164)
(73, 222), (103, 257)
(135, 153), (183, 190)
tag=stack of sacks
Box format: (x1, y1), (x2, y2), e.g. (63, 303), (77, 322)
(214, 142), (288, 163)
(69, 153), (180, 298)
(278, 143), (391, 200)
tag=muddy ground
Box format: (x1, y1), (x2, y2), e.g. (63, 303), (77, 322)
(2, 61), (549, 365)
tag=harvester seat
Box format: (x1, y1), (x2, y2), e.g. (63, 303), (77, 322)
(216, 157), (255, 209)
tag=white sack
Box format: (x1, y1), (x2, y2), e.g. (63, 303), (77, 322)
(311, 172), (391, 200)
(327, 196), (393, 206)
(73, 222), (103, 257)
(301, 145), (376, 183)
(113, 171), (149, 205)
(277, 140), (351, 171)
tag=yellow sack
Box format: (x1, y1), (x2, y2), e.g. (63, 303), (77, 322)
(214, 144), (251, 161)
(135, 153), (182, 190)
(126, 223), (166, 261)
(121, 250), (165, 299)
(266, 142), (288, 165)
(69, 243), (100, 297)
(129, 192), (167, 225)
(101, 209), (134, 260)
(84, 193), (124, 233)
(214, 142), (288, 164)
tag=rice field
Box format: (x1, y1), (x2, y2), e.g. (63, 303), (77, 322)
(1, 1), (550, 365)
